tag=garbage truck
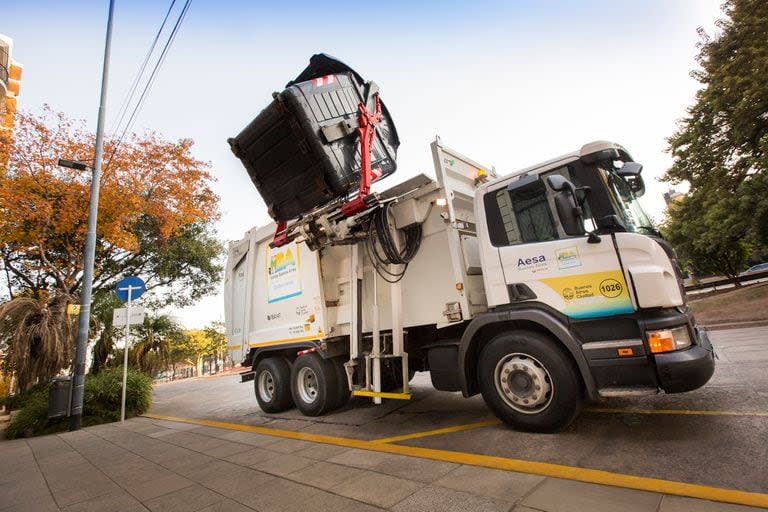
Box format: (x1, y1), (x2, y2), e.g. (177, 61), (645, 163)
(223, 55), (715, 432)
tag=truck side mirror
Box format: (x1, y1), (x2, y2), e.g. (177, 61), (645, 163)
(617, 161), (645, 197)
(546, 175), (586, 237)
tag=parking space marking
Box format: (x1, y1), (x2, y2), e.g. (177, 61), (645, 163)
(142, 413), (768, 508)
(586, 407), (768, 417)
(370, 420), (501, 444)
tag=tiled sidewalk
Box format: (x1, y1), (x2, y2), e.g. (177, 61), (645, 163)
(0, 417), (761, 512)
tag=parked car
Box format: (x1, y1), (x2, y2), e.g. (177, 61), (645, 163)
(741, 263), (768, 275)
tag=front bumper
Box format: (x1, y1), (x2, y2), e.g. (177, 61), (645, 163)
(655, 328), (715, 393)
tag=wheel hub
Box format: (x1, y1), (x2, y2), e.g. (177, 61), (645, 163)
(494, 353), (553, 414)
(297, 367), (319, 404)
(258, 370), (275, 402)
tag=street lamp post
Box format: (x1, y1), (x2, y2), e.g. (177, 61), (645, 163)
(65, 0), (116, 431)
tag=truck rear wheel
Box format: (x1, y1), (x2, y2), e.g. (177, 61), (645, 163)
(478, 330), (582, 432)
(254, 357), (293, 413)
(291, 353), (339, 416)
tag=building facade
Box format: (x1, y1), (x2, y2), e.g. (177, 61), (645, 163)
(0, 33), (23, 168)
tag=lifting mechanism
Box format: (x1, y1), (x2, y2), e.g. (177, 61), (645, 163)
(269, 91), (412, 403)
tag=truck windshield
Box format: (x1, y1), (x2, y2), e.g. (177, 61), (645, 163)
(598, 164), (655, 234)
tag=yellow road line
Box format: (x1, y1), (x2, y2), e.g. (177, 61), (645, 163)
(141, 413), (768, 508)
(371, 420), (501, 444)
(587, 407), (768, 417)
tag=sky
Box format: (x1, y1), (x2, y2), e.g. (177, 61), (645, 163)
(4, 0), (723, 327)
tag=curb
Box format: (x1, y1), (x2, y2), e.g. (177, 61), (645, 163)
(700, 320), (768, 331)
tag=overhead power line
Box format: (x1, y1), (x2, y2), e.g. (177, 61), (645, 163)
(106, 0), (192, 169)
(109, 0), (178, 136)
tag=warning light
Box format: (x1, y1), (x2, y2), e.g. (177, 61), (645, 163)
(617, 348), (633, 357)
(436, 197), (447, 207)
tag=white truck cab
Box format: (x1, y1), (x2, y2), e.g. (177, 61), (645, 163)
(225, 138), (715, 432)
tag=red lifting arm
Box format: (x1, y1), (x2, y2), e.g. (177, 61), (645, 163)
(341, 96), (382, 217)
(272, 96), (381, 246)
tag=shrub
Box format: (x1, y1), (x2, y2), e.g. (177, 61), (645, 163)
(84, 368), (153, 422)
(4, 386), (57, 439)
(3, 368), (153, 439)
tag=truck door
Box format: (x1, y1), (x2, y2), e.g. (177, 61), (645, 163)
(481, 165), (635, 319)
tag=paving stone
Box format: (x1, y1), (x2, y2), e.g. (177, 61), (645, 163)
(251, 453), (316, 476)
(118, 472), (193, 502)
(292, 443), (351, 461)
(61, 490), (147, 512)
(1, 498), (61, 512)
(369, 453), (458, 483)
(327, 447), (401, 469)
(658, 495), (766, 512)
(432, 464), (545, 502)
(40, 459), (122, 507)
(143, 483), (225, 512)
(262, 438), (317, 454)
(199, 440), (251, 459)
(197, 499), (256, 512)
(283, 461), (363, 489)
(186, 460), (275, 496)
(330, 469), (422, 508)
(224, 447), (280, 466)
(522, 478), (662, 512)
(159, 451), (218, 476)
(0, 478), (59, 510)
(390, 485), (510, 512)
(239, 476), (380, 512)
(217, 430), (282, 448)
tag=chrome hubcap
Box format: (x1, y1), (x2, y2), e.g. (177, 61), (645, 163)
(258, 370), (275, 402)
(297, 367), (319, 404)
(494, 353), (553, 414)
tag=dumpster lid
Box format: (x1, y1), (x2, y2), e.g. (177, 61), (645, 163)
(286, 53), (365, 87)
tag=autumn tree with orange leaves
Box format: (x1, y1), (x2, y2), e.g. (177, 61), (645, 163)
(0, 106), (222, 305)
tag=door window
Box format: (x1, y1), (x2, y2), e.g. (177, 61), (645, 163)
(485, 166), (594, 247)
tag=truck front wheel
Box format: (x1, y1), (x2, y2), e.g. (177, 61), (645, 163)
(254, 357), (293, 413)
(478, 330), (582, 432)
(291, 353), (339, 416)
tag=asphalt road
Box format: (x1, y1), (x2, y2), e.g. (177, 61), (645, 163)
(151, 327), (768, 495)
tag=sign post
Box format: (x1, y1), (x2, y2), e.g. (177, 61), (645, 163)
(115, 276), (146, 423)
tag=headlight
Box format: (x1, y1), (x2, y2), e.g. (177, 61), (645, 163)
(647, 326), (692, 354)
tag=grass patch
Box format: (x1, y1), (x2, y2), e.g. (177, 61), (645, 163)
(4, 368), (153, 439)
(689, 282), (768, 325)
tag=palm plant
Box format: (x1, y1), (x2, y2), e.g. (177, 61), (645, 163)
(132, 314), (181, 376)
(0, 293), (74, 392)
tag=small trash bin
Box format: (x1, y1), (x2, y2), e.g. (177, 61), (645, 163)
(48, 376), (72, 419)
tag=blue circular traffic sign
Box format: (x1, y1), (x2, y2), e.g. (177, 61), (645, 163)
(115, 276), (146, 302)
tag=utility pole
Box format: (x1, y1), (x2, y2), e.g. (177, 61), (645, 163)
(69, 0), (115, 431)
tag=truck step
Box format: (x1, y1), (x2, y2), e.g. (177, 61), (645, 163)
(352, 390), (412, 400)
(598, 387), (658, 398)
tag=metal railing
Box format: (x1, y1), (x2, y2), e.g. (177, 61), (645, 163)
(685, 268), (768, 292)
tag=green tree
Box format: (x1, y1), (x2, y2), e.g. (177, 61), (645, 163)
(661, 191), (751, 279)
(132, 314), (184, 376)
(663, 0), (768, 268)
(204, 321), (227, 373)
(0, 107), (223, 388)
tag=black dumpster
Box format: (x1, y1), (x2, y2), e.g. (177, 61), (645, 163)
(228, 54), (399, 222)
(48, 376), (71, 419)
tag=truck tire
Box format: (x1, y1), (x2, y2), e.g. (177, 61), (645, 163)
(254, 357), (293, 413)
(330, 357), (350, 410)
(478, 330), (582, 432)
(291, 353), (339, 416)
